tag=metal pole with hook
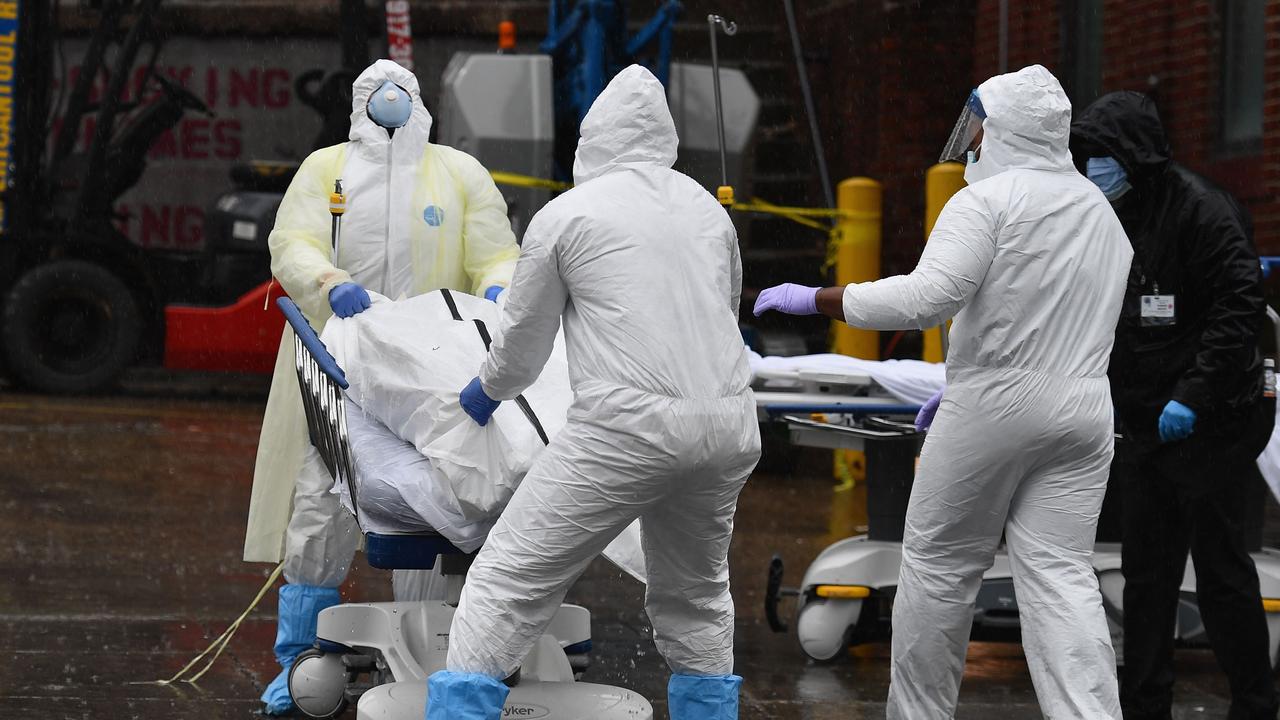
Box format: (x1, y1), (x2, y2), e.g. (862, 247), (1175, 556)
(781, 0), (835, 211)
(707, 14), (737, 206)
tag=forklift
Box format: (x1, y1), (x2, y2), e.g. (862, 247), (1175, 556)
(0, 0), (369, 393)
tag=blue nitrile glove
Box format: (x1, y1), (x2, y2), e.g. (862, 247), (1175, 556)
(915, 389), (943, 432)
(328, 282), (371, 318)
(460, 377), (501, 426)
(484, 285), (505, 303)
(1158, 400), (1196, 443)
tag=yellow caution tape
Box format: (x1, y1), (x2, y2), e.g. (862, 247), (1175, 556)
(490, 170), (573, 192)
(488, 171), (852, 272)
(731, 198), (864, 221)
(823, 226), (846, 273)
(488, 171), (851, 225)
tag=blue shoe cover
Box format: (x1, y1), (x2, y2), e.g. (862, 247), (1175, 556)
(260, 584), (341, 714)
(261, 669), (294, 715)
(668, 673), (742, 720)
(425, 671), (510, 720)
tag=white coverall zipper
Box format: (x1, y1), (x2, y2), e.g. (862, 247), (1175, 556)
(381, 141), (393, 293)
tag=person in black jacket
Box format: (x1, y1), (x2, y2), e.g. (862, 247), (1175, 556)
(1072, 91), (1278, 720)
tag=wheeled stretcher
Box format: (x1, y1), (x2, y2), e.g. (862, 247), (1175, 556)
(276, 297), (653, 720)
(755, 356), (1280, 666)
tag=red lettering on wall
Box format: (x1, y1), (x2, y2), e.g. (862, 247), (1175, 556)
(215, 118), (243, 159)
(132, 203), (206, 250)
(141, 204), (170, 246)
(206, 67), (219, 109)
(165, 65), (196, 88)
(142, 119), (245, 161)
(150, 127), (177, 158)
(264, 68), (290, 108)
(229, 68), (259, 108)
(182, 118), (210, 159)
(175, 206), (203, 248)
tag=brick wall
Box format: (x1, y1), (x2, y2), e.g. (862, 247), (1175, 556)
(796, 0), (978, 277)
(973, 0), (1280, 255)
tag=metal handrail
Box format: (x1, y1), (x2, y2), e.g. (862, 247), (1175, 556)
(781, 414), (915, 440)
(279, 297), (363, 532)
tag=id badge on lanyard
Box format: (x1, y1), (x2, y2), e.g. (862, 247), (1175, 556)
(1140, 285), (1175, 327)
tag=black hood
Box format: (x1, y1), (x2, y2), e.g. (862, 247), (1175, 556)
(1070, 91), (1170, 180)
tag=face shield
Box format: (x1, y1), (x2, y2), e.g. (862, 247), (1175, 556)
(939, 89), (987, 164)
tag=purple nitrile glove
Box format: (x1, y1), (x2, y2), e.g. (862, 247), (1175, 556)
(752, 283), (821, 317)
(915, 389), (943, 432)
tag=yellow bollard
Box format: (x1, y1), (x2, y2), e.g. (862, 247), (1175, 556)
(828, 179), (880, 538)
(833, 178), (881, 359)
(829, 454), (868, 540)
(922, 163), (966, 363)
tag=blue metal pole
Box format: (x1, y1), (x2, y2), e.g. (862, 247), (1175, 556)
(581, 0), (607, 125)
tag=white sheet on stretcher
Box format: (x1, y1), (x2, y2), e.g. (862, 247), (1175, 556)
(751, 349), (1280, 504)
(320, 290), (646, 581)
(1255, 401), (1280, 503)
(338, 400), (492, 549)
(747, 349), (946, 405)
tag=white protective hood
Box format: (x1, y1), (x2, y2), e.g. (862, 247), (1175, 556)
(572, 64), (679, 184)
(452, 64), (759, 681)
(842, 64), (1129, 720)
(348, 59), (433, 160)
(968, 64), (1074, 182)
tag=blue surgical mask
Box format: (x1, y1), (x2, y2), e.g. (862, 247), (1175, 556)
(1086, 156), (1131, 202)
(367, 80), (413, 129)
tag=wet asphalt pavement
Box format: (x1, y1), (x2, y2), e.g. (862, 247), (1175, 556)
(0, 380), (1268, 718)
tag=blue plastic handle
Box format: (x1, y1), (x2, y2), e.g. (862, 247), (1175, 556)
(1262, 256), (1280, 279)
(763, 403), (921, 417)
(276, 297), (349, 389)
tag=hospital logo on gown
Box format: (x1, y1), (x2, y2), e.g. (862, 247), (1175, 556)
(423, 205), (445, 226)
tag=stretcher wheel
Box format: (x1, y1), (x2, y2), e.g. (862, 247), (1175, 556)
(288, 648), (349, 719)
(795, 599), (859, 663)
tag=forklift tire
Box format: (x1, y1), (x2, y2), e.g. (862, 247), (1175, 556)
(2, 260), (142, 394)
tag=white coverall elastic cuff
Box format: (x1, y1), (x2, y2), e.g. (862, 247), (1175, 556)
(476, 375), (509, 403)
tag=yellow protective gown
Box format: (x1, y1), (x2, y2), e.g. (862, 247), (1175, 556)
(243, 59), (518, 566)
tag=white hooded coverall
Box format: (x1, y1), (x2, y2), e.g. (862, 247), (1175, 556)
(444, 65), (761, 679)
(840, 66), (1132, 718)
(243, 60), (519, 586)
